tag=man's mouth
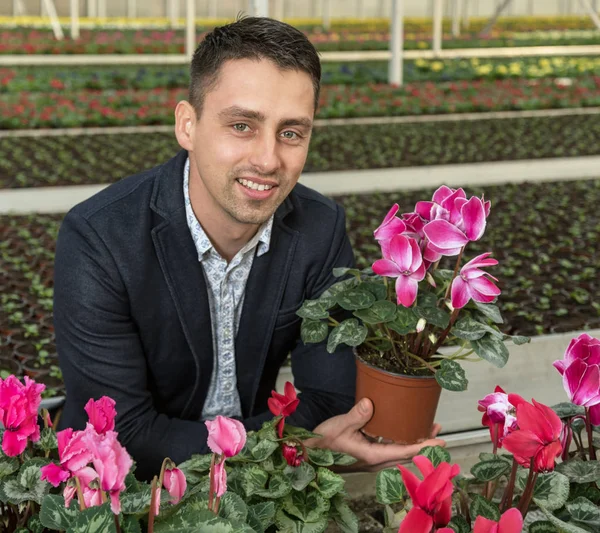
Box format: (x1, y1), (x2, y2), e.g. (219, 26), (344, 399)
(236, 178), (276, 191)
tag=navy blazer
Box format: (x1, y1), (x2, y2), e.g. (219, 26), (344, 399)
(54, 150), (356, 480)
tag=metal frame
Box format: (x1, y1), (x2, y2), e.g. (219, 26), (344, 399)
(389, 0), (403, 85)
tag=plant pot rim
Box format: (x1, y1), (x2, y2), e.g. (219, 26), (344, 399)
(355, 354), (436, 381)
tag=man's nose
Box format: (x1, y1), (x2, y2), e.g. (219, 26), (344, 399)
(248, 133), (282, 175)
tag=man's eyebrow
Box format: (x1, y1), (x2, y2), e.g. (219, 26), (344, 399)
(219, 106), (312, 129)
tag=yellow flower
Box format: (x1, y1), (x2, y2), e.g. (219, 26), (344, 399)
(496, 65), (508, 75)
(430, 61), (444, 72)
(415, 58), (428, 68)
(471, 58), (480, 66)
(509, 62), (522, 74)
(417, 41), (428, 49)
(476, 65), (493, 75)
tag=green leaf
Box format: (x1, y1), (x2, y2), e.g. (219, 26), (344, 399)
(283, 425), (321, 440)
(528, 522), (559, 533)
(473, 301), (504, 324)
(471, 334), (509, 368)
(446, 515), (471, 533)
(300, 319), (328, 344)
(414, 305), (450, 329)
(283, 489), (330, 522)
(387, 306), (419, 335)
(326, 319), (368, 354)
(331, 451), (357, 466)
(248, 501), (276, 532)
(336, 289), (376, 311)
(556, 460), (600, 484)
(1, 460), (50, 505)
(120, 485), (152, 514)
(417, 292), (438, 308)
(566, 497), (600, 528)
(178, 453), (213, 475)
(478, 452), (513, 464)
(0, 455), (19, 479)
(522, 472), (571, 511)
(375, 468), (405, 505)
(333, 267), (363, 278)
(27, 515), (45, 533)
(353, 300), (397, 324)
(451, 316), (489, 341)
(68, 502), (116, 533)
(274, 508), (328, 533)
(319, 278), (360, 307)
(432, 269), (454, 285)
(360, 281), (387, 301)
(418, 446), (451, 467)
(253, 471), (293, 499)
(435, 359), (468, 391)
(34, 427), (58, 452)
(39, 494), (79, 531)
(552, 403), (586, 419)
(121, 515), (142, 533)
(470, 459), (511, 482)
(241, 465), (269, 498)
(469, 494), (501, 522)
(219, 491), (248, 524)
(297, 300), (330, 320)
(507, 334), (530, 345)
(331, 494), (359, 533)
(251, 439), (279, 462)
(306, 448), (334, 467)
(154, 509), (234, 533)
(540, 505), (590, 533)
(285, 461), (316, 491)
(314, 467), (345, 499)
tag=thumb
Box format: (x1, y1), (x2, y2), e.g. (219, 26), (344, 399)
(344, 398), (374, 430)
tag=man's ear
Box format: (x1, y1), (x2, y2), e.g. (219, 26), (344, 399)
(174, 101), (196, 152)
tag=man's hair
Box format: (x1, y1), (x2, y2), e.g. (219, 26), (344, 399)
(189, 16), (321, 115)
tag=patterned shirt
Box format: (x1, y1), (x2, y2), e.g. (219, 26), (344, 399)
(183, 158), (274, 420)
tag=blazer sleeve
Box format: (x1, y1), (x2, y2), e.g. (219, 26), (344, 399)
(284, 202), (357, 431)
(54, 211), (211, 481)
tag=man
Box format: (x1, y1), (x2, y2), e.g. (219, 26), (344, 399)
(54, 16), (443, 481)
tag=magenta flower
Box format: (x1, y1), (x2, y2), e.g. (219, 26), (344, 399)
(402, 212), (442, 267)
(58, 427), (95, 474)
(470, 508), (524, 533)
(205, 416), (247, 458)
(372, 234), (426, 307)
(163, 466), (187, 504)
(268, 382), (299, 438)
(419, 186), (490, 256)
(282, 443), (304, 467)
(0, 376), (45, 456)
(84, 396), (116, 435)
(40, 462), (71, 487)
(62, 467), (102, 509)
(553, 333), (600, 424)
(374, 204), (407, 256)
(451, 253), (501, 309)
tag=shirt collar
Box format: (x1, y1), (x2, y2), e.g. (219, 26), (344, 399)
(183, 158), (273, 261)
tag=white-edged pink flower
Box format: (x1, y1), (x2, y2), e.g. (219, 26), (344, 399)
(374, 204), (407, 256)
(450, 253), (501, 309)
(477, 386), (520, 449)
(372, 234), (426, 307)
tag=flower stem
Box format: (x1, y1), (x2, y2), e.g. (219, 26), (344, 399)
(500, 458), (519, 512)
(517, 459), (537, 517)
(427, 308), (460, 357)
(444, 246), (465, 301)
(208, 453), (216, 512)
(584, 407), (597, 460)
(75, 477), (87, 512)
(148, 476), (158, 533)
(114, 513), (122, 533)
(403, 350), (437, 374)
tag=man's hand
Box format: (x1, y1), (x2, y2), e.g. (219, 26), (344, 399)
(303, 398), (445, 472)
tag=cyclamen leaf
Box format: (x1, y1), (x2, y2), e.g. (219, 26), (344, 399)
(301, 319), (328, 344)
(470, 459), (510, 481)
(387, 307), (419, 335)
(435, 359), (468, 391)
(471, 334), (509, 368)
(336, 289), (376, 311)
(218, 491), (248, 524)
(331, 451), (357, 466)
(0, 456), (19, 479)
(473, 301), (503, 324)
(375, 468), (405, 505)
(248, 501), (276, 532)
(307, 448), (334, 467)
(314, 468), (345, 499)
(251, 440), (279, 462)
(566, 497), (600, 528)
(552, 403), (585, 419)
(414, 305), (450, 329)
(326, 319), (368, 354)
(353, 300), (397, 324)
(296, 300), (330, 320)
(68, 502), (116, 533)
(282, 489), (330, 523)
(447, 515), (471, 533)
(528, 521), (559, 533)
(418, 446), (451, 467)
(275, 508), (328, 533)
(556, 460), (600, 484)
(539, 505), (590, 533)
(469, 494), (501, 522)
(451, 315), (488, 341)
(39, 494), (79, 530)
(285, 461), (316, 492)
(360, 281), (387, 301)
(331, 494), (359, 533)
(332, 267), (363, 278)
(253, 472), (292, 499)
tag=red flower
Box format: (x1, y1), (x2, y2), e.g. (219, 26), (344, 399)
(282, 443), (304, 467)
(502, 397), (562, 472)
(268, 381), (299, 438)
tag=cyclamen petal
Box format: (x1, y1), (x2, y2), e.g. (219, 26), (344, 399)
(163, 467), (187, 504)
(205, 416), (247, 458)
(461, 196), (487, 241)
(84, 396), (117, 435)
(388, 235), (414, 272)
(423, 219), (469, 252)
(451, 276), (471, 310)
(399, 507), (434, 533)
(372, 258), (401, 277)
(564, 359), (600, 407)
(395, 275), (419, 307)
(40, 463), (70, 487)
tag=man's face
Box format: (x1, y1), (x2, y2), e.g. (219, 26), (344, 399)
(186, 58), (315, 226)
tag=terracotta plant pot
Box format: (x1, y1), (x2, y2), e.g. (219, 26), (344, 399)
(355, 356), (442, 445)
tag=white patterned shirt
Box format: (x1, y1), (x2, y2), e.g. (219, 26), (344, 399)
(183, 158), (274, 420)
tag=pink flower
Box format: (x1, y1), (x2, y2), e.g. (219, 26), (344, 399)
(502, 398), (562, 472)
(59, 428), (95, 474)
(472, 508), (524, 533)
(282, 443), (304, 467)
(84, 396), (116, 434)
(553, 333), (600, 424)
(0, 376), (45, 456)
(451, 253), (501, 309)
(374, 204), (407, 255)
(213, 460), (227, 498)
(40, 462), (71, 487)
(205, 416), (247, 458)
(420, 186), (490, 256)
(397, 456), (460, 533)
(372, 234), (426, 307)
(268, 382), (299, 437)
(83, 427), (133, 515)
(478, 386), (521, 450)
(163, 466), (186, 504)
(402, 212), (441, 267)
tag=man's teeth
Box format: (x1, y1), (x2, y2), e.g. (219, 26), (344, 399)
(237, 178), (273, 191)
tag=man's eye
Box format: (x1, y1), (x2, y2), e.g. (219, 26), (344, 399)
(233, 124), (250, 132)
(282, 131), (299, 139)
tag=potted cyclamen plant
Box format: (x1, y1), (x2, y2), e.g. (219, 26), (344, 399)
(297, 186), (529, 444)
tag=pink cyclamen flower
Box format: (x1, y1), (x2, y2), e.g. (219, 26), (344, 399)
(420, 186), (490, 256)
(84, 396), (117, 434)
(205, 416), (247, 458)
(372, 234), (426, 307)
(163, 466), (187, 505)
(213, 460), (227, 498)
(268, 381), (299, 438)
(451, 253), (501, 309)
(502, 397), (562, 473)
(553, 333), (600, 424)
(0, 375), (45, 456)
(397, 456), (460, 533)
(374, 204), (407, 256)
(478, 386), (521, 450)
(62, 466), (102, 509)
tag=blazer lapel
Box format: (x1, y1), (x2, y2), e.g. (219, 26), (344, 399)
(150, 151), (214, 418)
(235, 206), (298, 418)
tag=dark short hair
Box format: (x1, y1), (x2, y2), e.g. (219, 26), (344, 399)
(189, 16), (321, 115)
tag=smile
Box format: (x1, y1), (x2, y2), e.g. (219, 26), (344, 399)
(236, 178), (275, 191)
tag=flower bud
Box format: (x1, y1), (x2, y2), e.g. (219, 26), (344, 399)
(416, 318), (427, 333)
(282, 443), (304, 467)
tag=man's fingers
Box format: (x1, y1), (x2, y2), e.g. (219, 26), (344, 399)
(430, 423), (442, 438)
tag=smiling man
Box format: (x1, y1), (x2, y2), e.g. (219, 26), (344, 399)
(54, 17), (443, 481)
